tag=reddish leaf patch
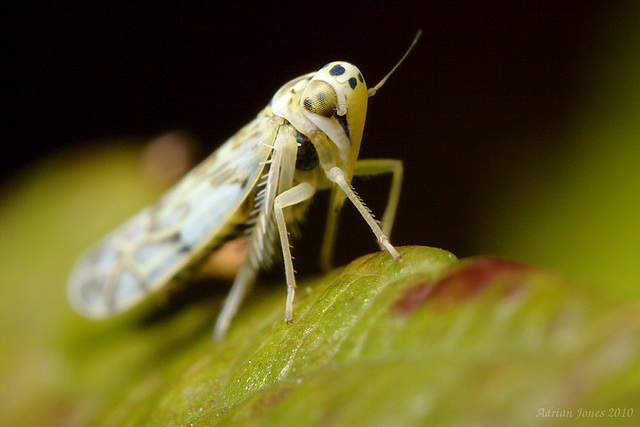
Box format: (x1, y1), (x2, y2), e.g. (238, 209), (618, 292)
(393, 257), (528, 314)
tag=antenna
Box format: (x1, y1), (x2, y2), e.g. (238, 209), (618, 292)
(368, 30), (422, 97)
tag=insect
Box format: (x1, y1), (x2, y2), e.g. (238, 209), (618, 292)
(67, 31), (421, 341)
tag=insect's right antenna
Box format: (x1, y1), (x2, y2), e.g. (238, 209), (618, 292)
(368, 30), (422, 97)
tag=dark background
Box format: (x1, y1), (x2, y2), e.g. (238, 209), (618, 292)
(3, 1), (611, 266)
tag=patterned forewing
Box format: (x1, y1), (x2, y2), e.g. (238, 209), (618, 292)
(68, 108), (276, 317)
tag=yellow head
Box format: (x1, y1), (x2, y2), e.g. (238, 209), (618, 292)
(270, 31), (421, 182)
(299, 61), (369, 177)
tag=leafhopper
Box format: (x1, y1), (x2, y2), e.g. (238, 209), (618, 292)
(68, 32), (421, 340)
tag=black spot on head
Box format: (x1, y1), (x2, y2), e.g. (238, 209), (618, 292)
(329, 64), (346, 76)
(358, 73), (363, 83)
(348, 77), (357, 89)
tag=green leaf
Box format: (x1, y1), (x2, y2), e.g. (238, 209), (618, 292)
(74, 249), (640, 427)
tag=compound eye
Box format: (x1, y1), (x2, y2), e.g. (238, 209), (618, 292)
(302, 81), (337, 118)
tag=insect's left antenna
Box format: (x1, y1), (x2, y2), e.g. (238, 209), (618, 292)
(368, 30), (422, 97)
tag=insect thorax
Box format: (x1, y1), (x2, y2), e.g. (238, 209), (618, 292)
(294, 131), (319, 171)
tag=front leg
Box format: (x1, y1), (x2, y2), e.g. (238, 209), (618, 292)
(273, 181), (316, 323)
(353, 159), (403, 239)
(327, 166), (402, 262)
(320, 159), (403, 271)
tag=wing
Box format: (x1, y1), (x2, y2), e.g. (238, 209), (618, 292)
(68, 107), (276, 318)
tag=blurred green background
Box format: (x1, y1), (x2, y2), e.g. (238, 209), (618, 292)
(472, 3), (639, 298)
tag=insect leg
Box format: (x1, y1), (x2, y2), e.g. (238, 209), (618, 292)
(319, 186), (342, 272)
(273, 181), (317, 323)
(352, 159), (403, 244)
(213, 120), (285, 341)
(213, 260), (257, 341)
(319, 159), (403, 270)
(327, 166), (402, 262)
